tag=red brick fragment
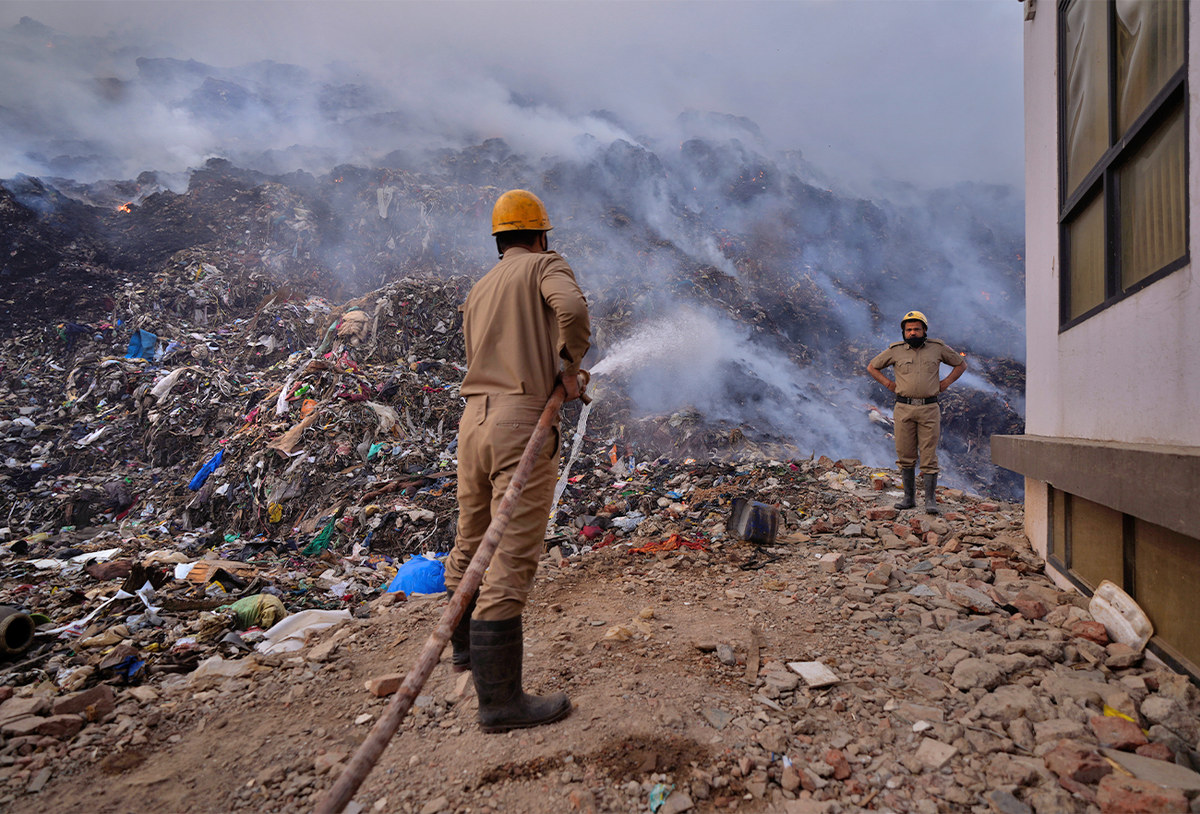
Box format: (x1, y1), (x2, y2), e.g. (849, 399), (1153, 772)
(1096, 774), (1188, 814)
(364, 673), (403, 697)
(1012, 598), (1049, 620)
(52, 684), (115, 720)
(36, 714), (84, 739)
(1089, 715), (1148, 751)
(1068, 619), (1111, 646)
(824, 748), (851, 780)
(1044, 739), (1113, 785)
(1133, 742), (1174, 763)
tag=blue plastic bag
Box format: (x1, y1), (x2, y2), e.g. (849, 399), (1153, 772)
(125, 329), (159, 360)
(385, 555), (446, 595)
(188, 448), (224, 491)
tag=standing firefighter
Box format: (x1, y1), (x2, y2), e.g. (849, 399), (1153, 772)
(866, 310), (966, 513)
(444, 189), (591, 732)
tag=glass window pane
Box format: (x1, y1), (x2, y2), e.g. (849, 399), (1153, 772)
(1116, 0), (1185, 133)
(1132, 518), (1200, 672)
(1120, 104), (1186, 289)
(1066, 194), (1106, 318)
(1064, 0), (1111, 195)
(1069, 494), (1124, 590)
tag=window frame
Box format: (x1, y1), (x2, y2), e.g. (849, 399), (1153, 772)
(1057, 0), (1191, 331)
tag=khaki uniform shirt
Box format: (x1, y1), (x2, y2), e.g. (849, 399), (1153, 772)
(869, 339), (964, 399)
(460, 247), (590, 399)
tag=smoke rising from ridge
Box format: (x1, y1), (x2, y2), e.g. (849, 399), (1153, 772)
(0, 4), (1026, 496)
(0, 2), (1022, 189)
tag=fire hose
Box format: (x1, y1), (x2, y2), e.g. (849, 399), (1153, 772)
(315, 383), (576, 814)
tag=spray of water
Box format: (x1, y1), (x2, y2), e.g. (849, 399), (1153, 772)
(590, 310), (725, 378)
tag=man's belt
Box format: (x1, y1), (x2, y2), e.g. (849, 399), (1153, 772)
(896, 395), (937, 405)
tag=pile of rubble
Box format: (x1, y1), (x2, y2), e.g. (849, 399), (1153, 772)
(1, 456), (1197, 813)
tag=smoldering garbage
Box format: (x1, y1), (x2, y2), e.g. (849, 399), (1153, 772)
(0, 157), (1044, 808)
(0, 244), (1015, 743)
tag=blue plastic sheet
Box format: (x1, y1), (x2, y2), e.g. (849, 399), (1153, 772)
(125, 329), (158, 360)
(385, 555), (446, 595)
(188, 448), (224, 491)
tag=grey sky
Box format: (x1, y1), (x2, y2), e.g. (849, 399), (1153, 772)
(0, 0), (1024, 189)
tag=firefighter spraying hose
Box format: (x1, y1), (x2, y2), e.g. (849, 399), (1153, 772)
(317, 189), (591, 813)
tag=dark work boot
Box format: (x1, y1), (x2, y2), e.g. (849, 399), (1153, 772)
(470, 616), (571, 733)
(894, 467), (916, 510)
(923, 473), (940, 514)
(448, 589), (477, 673)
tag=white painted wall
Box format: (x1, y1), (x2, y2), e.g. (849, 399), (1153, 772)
(1023, 3), (1200, 447)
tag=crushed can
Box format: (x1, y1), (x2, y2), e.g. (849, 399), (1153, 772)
(726, 497), (779, 545)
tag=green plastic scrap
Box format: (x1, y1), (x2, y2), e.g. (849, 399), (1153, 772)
(368, 442), (386, 459)
(301, 518), (336, 555)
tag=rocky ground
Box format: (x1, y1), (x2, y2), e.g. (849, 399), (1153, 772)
(3, 461), (1199, 814)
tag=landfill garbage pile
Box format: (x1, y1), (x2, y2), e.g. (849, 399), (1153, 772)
(2, 152), (1025, 491)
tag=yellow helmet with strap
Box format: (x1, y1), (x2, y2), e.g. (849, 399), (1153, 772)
(901, 310), (928, 332)
(491, 189), (552, 235)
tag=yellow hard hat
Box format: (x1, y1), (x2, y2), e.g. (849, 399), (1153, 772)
(901, 310), (928, 331)
(491, 189), (552, 235)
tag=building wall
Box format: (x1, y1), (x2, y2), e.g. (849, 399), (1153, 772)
(1023, 2), (1200, 447)
(1011, 0), (1200, 676)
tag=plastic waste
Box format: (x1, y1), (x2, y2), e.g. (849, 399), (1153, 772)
(301, 518), (336, 555)
(649, 783), (674, 812)
(256, 609), (350, 654)
(124, 329), (159, 360)
(226, 593), (288, 630)
(1089, 580), (1153, 651)
(726, 497), (779, 545)
(187, 448), (224, 491)
(385, 554), (446, 595)
(610, 511), (645, 532)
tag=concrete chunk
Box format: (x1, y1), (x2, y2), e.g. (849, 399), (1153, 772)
(914, 738), (957, 770)
(787, 661), (840, 688)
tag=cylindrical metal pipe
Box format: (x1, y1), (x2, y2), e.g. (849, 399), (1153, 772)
(0, 606), (35, 657)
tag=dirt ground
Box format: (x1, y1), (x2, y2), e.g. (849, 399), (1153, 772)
(23, 531), (838, 814)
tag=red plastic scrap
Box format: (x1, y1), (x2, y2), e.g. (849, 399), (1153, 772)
(591, 532), (617, 549)
(631, 533), (707, 554)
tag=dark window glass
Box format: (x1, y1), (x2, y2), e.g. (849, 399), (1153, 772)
(1058, 0), (1188, 327)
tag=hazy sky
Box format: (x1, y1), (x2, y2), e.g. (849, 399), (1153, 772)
(0, 0), (1024, 189)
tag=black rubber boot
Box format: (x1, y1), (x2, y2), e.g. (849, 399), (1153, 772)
(894, 467), (916, 510)
(470, 616), (571, 733)
(448, 589), (477, 673)
(923, 473), (940, 514)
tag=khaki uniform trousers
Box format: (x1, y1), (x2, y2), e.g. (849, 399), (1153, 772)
(893, 401), (942, 475)
(445, 394), (560, 621)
